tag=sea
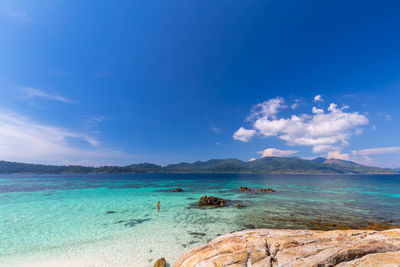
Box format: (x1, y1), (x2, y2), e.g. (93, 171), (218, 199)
(1, 173), (400, 266)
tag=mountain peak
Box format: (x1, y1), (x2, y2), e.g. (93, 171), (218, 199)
(312, 157), (327, 163)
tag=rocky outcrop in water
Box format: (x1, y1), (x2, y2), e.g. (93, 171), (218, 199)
(175, 229), (400, 266)
(255, 188), (276, 193)
(239, 187), (276, 193)
(240, 187), (252, 191)
(198, 195), (227, 207)
(172, 188), (183, 192)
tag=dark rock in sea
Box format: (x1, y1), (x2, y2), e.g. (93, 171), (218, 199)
(239, 187), (252, 191)
(198, 195), (227, 207)
(254, 188), (276, 193)
(106, 211), (116, 214)
(153, 257), (166, 267)
(236, 204), (246, 209)
(189, 232), (206, 237)
(172, 188), (183, 192)
(123, 218), (151, 227)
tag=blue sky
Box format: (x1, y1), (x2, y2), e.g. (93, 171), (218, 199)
(0, 0), (399, 167)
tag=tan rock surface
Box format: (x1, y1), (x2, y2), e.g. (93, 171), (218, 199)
(154, 257), (166, 267)
(175, 229), (400, 267)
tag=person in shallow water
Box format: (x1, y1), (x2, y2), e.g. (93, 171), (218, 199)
(157, 201), (160, 212)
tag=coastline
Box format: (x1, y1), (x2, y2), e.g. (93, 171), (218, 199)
(1, 171), (398, 175)
(1, 157), (397, 175)
(4, 227), (400, 266)
(175, 228), (400, 266)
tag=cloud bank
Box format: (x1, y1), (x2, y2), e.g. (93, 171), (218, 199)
(258, 148), (298, 158)
(0, 110), (130, 165)
(234, 96), (369, 154)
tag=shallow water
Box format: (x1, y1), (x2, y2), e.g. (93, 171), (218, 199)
(1, 173), (400, 266)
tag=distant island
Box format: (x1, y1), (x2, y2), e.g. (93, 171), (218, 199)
(0, 157), (397, 174)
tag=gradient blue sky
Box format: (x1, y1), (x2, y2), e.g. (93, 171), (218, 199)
(0, 0), (399, 167)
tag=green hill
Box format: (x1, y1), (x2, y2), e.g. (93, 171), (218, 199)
(0, 157), (396, 174)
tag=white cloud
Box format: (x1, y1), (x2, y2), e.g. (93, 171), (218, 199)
(314, 94), (323, 102)
(327, 151), (350, 160)
(258, 148), (298, 157)
(233, 127), (256, 142)
(234, 97), (368, 154)
(215, 142), (221, 146)
(249, 158), (256, 161)
(246, 97), (286, 121)
(23, 87), (72, 103)
(312, 107), (324, 114)
(0, 110), (130, 165)
(291, 98), (302, 109)
(352, 147), (400, 156)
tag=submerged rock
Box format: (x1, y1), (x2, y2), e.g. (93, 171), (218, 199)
(239, 186), (252, 191)
(153, 257), (166, 267)
(236, 204), (246, 209)
(198, 195), (227, 207)
(255, 188), (276, 193)
(189, 231), (206, 237)
(306, 220), (400, 231)
(172, 188), (183, 192)
(175, 229), (400, 266)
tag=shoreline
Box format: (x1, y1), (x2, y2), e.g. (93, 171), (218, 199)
(175, 228), (400, 266)
(3, 225), (400, 267)
(1, 171), (398, 175)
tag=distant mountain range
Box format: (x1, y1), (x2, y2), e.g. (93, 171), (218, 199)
(0, 157), (397, 174)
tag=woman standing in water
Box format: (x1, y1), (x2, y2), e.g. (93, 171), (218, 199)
(157, 201), (160, 212)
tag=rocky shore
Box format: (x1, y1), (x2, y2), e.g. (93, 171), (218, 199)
(174, 228), (400, 266)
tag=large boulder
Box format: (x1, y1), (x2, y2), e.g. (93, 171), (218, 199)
(175, 229), (400, 266)
(153, 257), (166, 267)
(239, 186), (252, 191)
(171, 188), (183, 192)
(255, 188), (276, 193)
(198, 195), (227, 207)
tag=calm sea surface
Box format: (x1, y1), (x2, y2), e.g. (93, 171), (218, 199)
(1, 173), (400, 266)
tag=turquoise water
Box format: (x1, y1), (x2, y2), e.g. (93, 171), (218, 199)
(1, 173), (400, 266)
